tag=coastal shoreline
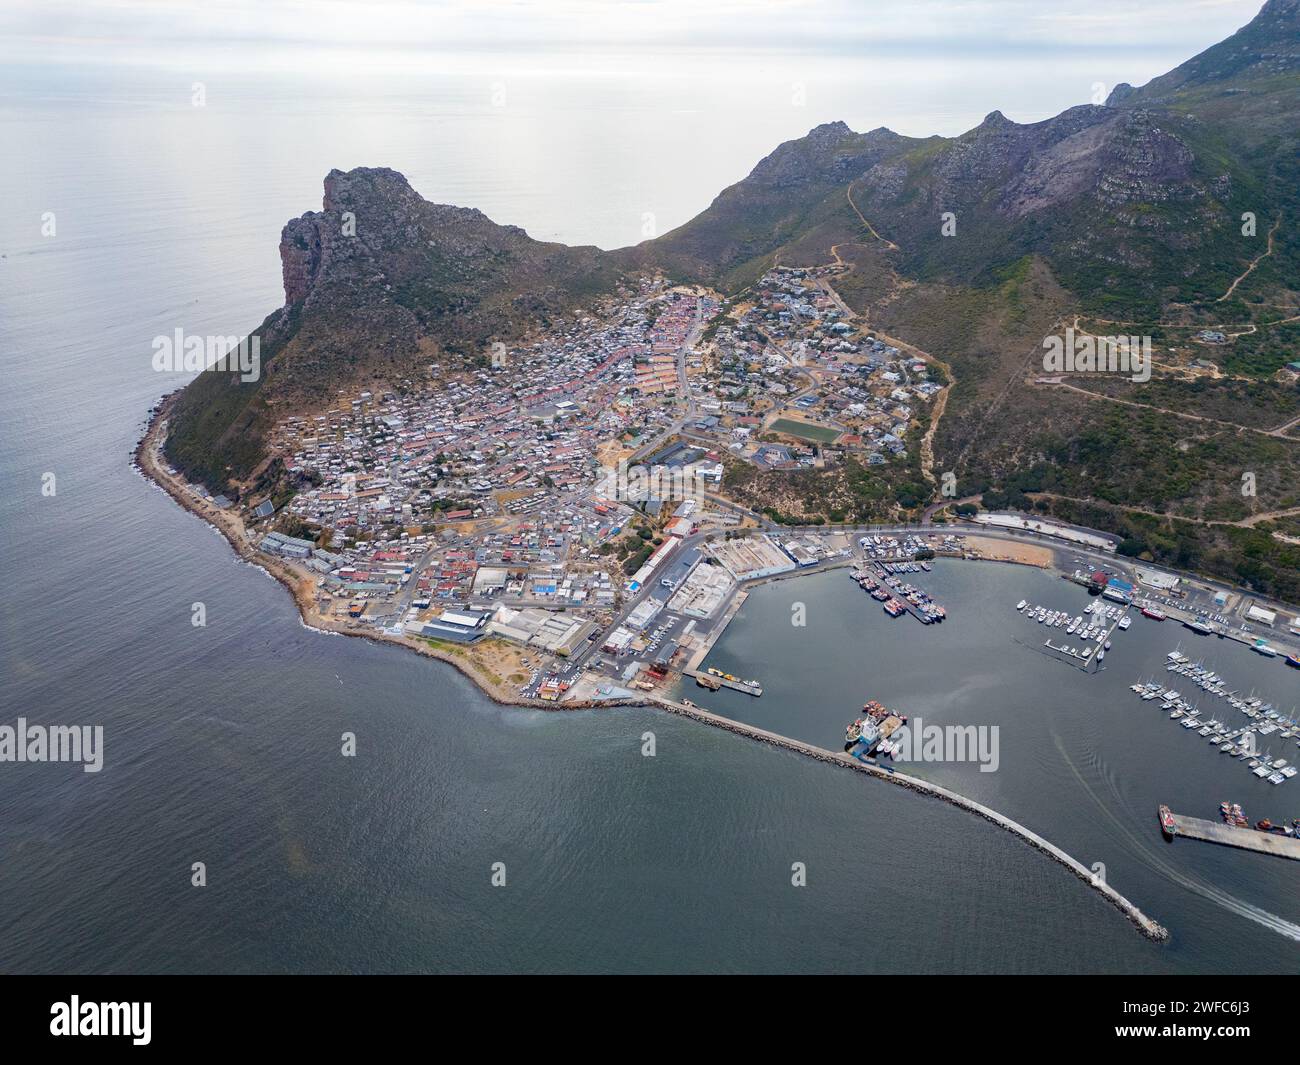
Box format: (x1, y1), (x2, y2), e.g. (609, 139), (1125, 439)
(135, 396), (1168, 942)
(132, 397), (626, 712)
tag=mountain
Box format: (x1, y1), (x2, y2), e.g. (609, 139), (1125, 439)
(1109, 0), (1300, 106)
(633, 122), (925, 291)
(165, 166), (624, 489)
(162, 1), (1300, 599)
(644, 3), (1299, 315)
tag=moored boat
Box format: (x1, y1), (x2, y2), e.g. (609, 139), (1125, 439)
(1158, 805), (1177, 838)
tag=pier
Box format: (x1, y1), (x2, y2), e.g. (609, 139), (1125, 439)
(1042, 638), (1097, 670)
(684, 589), (748, 671)
(648, 693), (1168, 941)
(1167, 812), (1300, 861)
(683, 669), (762, 696)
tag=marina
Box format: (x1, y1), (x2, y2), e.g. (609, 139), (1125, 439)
(1014, 596), (1129, 671)
(1130, 648), (1300, 787)
(689, 561), (1300, 951)
(851, 564), (948, 624)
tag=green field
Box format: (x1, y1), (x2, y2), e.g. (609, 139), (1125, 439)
(769, 418), (841, 444)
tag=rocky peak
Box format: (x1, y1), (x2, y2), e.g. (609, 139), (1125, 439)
(1105, 82), (1136, 106)
(1258, 0), (1300, 26)
(322, 166), (419, 214)
(807, 120), (853, 141)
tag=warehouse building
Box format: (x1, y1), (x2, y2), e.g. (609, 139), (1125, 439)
(259, 531), (316, 559)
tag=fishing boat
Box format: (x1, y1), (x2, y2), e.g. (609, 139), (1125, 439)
(1158, 805), (1177, 838)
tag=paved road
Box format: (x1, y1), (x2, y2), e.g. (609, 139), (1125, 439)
(630, 296), (707, 463)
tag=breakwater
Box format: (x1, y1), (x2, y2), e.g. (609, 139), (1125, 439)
(647, 693), (1170, 942)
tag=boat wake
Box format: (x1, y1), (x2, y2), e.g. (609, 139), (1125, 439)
(1053, 734), (1300, 944)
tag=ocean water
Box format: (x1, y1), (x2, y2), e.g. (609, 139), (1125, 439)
(699, 565), (1300, 971)
(1, 63), (1295, 973)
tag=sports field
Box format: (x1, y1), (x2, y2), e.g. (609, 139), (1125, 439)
(768, 418), (840, 443)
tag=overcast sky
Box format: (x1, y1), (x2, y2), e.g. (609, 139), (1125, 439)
(0, 0), (1266, 73)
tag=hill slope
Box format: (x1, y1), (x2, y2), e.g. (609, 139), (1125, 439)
(166, 167), (624, 489)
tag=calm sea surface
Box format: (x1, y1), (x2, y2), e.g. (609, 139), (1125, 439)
(1, 66), (1296, 973)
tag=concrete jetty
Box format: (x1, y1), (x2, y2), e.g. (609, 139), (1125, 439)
(1168, 812), (1300, 861)
(684, 590), (749, 672)
(683, 669), (762, 696)
(648, 693), (1169, 941)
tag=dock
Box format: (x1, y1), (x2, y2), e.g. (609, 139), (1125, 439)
(684, 589), (748, 671)
(683, 669), (762, 696)
(1167, 812), (1300, 861)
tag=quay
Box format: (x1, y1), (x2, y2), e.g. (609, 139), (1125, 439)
(684, 590), (749, 671)
(1166, 812), (1300, 861)
(648, 693), (1169, 941)
(683, 669), (762, 696)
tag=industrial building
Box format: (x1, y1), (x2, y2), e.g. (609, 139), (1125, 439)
(667, 561), (734, 618)
(405, 608), (490, 642)
(258, 531), (316, 559)
(487, 606), (596, 656)
(1247, 605), (1277, 627)
(709, 534), (796, 580)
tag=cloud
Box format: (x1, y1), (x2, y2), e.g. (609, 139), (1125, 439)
(0, 0), (1266, 71)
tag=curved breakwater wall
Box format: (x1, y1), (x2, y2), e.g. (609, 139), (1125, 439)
(647, 694), (1170, 942)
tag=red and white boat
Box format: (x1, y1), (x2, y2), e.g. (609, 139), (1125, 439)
(1158, 805), (1177, 838)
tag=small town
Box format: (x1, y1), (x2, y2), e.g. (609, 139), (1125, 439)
(149, 256), (1300, 714)
(22, 0), (1300, 993)
(149, 265), (976, 703)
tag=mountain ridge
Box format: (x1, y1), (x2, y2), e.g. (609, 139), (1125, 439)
(162, 0), (1300, 603)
